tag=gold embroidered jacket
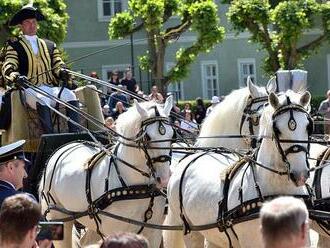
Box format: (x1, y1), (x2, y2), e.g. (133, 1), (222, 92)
(2, 36), (65, 86)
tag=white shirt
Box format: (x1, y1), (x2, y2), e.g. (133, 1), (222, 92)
(24, 35), (39, 55)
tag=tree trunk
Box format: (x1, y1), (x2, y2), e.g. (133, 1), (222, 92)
(147, 32), (167, 97)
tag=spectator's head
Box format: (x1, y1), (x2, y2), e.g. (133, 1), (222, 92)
(111, 70), (119, 81)
(327, 90), (330, 99)
(0, 194), (41, 248)
(260, 196), (309, 248)
(100, 232), (149, 248)
(90, 71), (99, 79)
(116, 101), (125, 113)
(151, 85), (158, 94)
(0, 140), (29, 190)
(196, 97), (204, 107)
(105, 117), (115, 129)
(184, 110), (194, 121)
(125, 69), (132, 79)
(184, 103), (191, 110)
(211, 96), (220, 106)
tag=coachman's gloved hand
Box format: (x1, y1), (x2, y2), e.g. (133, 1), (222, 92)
(59, 67), (70, 82)
(14, 75), (29, 89)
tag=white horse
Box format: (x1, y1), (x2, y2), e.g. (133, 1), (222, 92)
(171, 78), (276, 168)
(195, 78), (276, 150)
(165, 90), (313, 248)
(39, 97), (174, 248)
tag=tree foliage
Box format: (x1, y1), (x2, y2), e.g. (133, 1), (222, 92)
(0, 0), (69, 46)
(227, 0), (330, 74)
(108, 0), (225, 93)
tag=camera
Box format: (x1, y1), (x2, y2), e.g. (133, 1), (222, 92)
(37, 221), (64, 241)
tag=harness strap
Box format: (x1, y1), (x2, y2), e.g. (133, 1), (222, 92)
(179, 152), (209, 234)
(137, 195), (156, 234)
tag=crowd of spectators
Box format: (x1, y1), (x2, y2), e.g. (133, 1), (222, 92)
(94, 68), (226, 136)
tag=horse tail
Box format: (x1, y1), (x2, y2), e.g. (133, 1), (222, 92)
(162, 207), (185, 248)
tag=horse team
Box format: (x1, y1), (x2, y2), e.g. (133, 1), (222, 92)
(39, 77), (329, 247)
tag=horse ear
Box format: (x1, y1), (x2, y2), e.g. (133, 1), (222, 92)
(266, 77), (277, 94)
(163, 95), (173, 117)
(247, 76), (259, 98)
(134, 99), (148, 118)
(269, 92), (280, 109)
(300, 91), (311, 107)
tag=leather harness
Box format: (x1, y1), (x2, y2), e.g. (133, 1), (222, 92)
(41, 108), (175, 237)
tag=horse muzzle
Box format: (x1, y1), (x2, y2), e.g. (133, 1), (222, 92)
(290, 170), (309, 186)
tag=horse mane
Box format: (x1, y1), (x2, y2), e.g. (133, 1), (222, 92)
(196, 87), (251, 146)
(115, 101), (160, 139)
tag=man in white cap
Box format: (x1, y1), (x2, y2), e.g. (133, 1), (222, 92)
(0, 140), (30, 206)
(206, 96), (220, 116)
(2, 4), (80, 134)
(318, 89), (330, 134)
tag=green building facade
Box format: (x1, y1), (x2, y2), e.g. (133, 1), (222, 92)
(63, 0), (330, 100)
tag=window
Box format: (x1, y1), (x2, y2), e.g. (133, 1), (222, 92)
(201, 61), (219, 99)
(166, 63), (185, 101)
(98, 0), (123, 21)
(238, 58), (256, 87)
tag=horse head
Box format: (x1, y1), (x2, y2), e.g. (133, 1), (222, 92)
(260, 90), (312, 186)
(133, 96), (174, 188)
(240, 77), (277, 147)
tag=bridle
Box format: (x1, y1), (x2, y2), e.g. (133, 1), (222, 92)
(271, 96), (314, 177)
(124, 106), (175, 180)
(239, 95), (269, 148)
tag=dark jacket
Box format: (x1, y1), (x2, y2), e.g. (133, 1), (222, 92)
(0, 180), (17, 206)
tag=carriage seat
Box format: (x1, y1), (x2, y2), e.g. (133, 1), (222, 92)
(1, 85), (105, 152)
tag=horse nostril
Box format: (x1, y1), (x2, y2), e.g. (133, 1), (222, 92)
(289, 173), (295, 182)
(156, 177), (161, 183)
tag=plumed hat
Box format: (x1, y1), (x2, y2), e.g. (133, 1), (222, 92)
(9, 5), (45, 26)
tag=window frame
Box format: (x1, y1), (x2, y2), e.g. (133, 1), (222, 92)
(201, 60), (219, 99)
(166, 62), (185, 101)
(237, 58), (256, 87)
(97, 0), (126, 22)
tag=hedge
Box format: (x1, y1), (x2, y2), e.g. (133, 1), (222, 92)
(178, 95), (325, 115)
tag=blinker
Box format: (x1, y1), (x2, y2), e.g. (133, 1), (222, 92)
(159, 123), (166, 135)
(288, 119), (297, 131)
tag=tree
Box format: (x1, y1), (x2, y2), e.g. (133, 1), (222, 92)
(0, 0), (69, 46)
(227, 0), (330, 74)
(108, 0), (225, 94)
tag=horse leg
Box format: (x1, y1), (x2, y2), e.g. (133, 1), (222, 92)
(52, 220), (74, 248)
(183, 231), (204, 248)
(162, 208), (184, 248)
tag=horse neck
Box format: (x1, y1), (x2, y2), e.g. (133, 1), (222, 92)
(256, 139), (307, 195)
(197, 89), (250, 149)
(115, 142), (151, 185)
